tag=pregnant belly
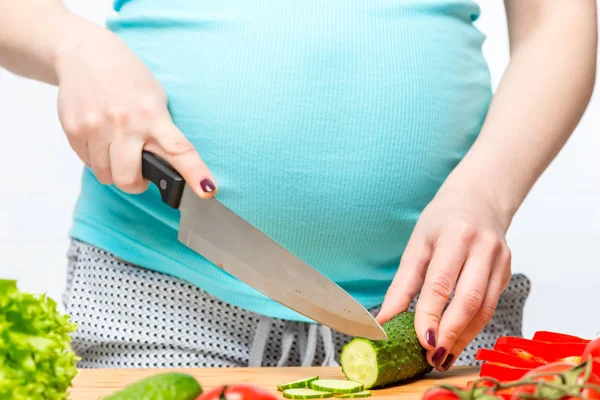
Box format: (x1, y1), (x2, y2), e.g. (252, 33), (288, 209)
(107, 1), (492, 279)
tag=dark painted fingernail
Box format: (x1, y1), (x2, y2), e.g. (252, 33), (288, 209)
(442, 353), (455, 371)
(432, 347), (446, 365)
(426, 329), (436, 347)
(200, 178), (216, 193)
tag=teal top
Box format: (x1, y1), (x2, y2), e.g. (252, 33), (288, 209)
(70, 0), (492, 322)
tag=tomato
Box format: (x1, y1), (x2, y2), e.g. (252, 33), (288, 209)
(510, 384), (535, 400)
(510, 360), (600, 400)
(196, 384), (278, 400)
(583, 338), (600, 362)
(508, 361), (578, 400)
(421, 388), (460, 400)
(580, 368), (600, 399)
(524, 361), (579, 377)
(582, 387), (600, 400)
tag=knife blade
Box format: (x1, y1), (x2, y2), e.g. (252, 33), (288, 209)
(141, 151), (388, 341)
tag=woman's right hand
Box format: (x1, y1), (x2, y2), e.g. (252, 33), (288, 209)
(54, 15), (217, 198)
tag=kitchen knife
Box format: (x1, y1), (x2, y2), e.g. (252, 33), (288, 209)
(141, 151), (388, 341)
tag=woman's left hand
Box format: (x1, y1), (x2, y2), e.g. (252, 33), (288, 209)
(376, 178), (513, 371)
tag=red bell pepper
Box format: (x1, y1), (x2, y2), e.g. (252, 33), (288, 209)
(475, 348), (545, 369)
(532, 331), (590, 344)
(479, 362), (533, 382)
(494, 337), (587, 362)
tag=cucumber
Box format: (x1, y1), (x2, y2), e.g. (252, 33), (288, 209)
(340, 311), (433, 389)
(335, 391), (372, 398)
(103, 372), (202, 400)
(278, 376), (319, 391)
(283, 388), (333, 399)
(310, 379), (363, 394)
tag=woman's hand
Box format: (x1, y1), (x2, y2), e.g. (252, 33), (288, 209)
(376, 177), (512, 371)
(54, 16), (217, 197)
(376, 0), (596, 372)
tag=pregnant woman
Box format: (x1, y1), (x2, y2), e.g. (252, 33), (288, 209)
(0, 0), (596, 371)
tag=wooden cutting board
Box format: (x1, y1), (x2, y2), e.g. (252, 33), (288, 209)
(70, 366), (480, 399)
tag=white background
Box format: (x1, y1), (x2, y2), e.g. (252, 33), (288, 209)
(1, 1), (598, 338)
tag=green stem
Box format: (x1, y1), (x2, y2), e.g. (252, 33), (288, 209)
(439, 360), (597, 400)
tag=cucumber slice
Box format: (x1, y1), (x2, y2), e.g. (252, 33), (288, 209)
(335, 391), (372, 398)
(278, 376), (319, 391)
(283, 388), (333, 399)
(310, 379), (364, 394)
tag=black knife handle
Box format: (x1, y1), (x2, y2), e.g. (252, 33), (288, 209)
(141, 151), (185, 209)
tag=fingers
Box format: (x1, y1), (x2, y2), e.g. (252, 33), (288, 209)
(413, 224), (472, 356)
(441, 247), (511, 371)
(376, 230), (432, 325)
(146, 119), (218, 199)
(429, 233), (501, 369)
(61, 102), (217, 197)
(110, 137), (149, 194)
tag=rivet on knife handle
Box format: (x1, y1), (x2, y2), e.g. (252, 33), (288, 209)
(141, 151), (185, 208)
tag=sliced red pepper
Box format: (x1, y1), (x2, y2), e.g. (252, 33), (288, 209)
(508, 348), (548, 364)
(494, 337), (587, 361)
(532, 331), (590, 344)
(479, 362), (532, 382)
(475, 348), (545, 368)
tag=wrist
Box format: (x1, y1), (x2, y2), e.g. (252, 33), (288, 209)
(53, 13), (102, 83)
(439, 159), (522, 232)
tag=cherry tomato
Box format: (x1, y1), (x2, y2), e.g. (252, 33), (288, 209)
(512, 360), (600, 400)
(580, 368), (600, 400)
(510, 385), (536, 400)
(524, 360), (578, 377)
(582, 387), (600, 400)
(422, 388), (460, 400)
(510, 361), (579, 400)
(196, 384), (278, 400)
(583, 338), (600, 362)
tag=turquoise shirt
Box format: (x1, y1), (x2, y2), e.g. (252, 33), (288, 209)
(70, 0), (492, 322)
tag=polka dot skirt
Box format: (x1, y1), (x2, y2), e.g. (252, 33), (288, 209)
(63, 239), (530, 368)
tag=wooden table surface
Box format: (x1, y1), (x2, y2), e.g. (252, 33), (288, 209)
(70, 366), (480, 399)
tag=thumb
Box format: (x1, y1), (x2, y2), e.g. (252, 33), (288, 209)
(147, 121), (217, 199)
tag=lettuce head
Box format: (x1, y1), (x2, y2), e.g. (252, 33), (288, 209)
(0, 280), (78, 399)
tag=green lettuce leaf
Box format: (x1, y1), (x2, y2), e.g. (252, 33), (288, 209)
(0, 280), (79, 399)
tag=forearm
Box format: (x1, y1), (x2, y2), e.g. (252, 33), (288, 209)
(0, 0), (82, 85)
(445, 3), (597, 228)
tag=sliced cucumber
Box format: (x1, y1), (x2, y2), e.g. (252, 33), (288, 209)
(283, 388), (333, 399)
(278, 376), (319, 391)
(335, 391), (372, 398)
(340, 312), (432, 389)
(310, 379), (364, 394)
